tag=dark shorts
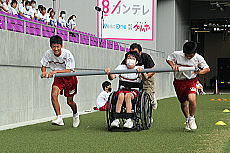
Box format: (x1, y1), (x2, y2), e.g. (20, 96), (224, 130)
(173, 78), (197, 103)
(52, 76), (78, 97)
(116, 89), (139, 98)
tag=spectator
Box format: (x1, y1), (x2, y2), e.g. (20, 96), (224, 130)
(31, 0), (37, 18)
(8, 0), (18, 15)
(196, 80), (206, 95)
(1, 0), (10, 13)
(0, 1), (2, 12)
(58, 10), (67, 27)
(47, 7), (53, 14)
(17, 0), (26, 17)
(95, 81), (112, 111)
(67, 15), (77, 30)
(24, 1), (34, 19)
(38, 6), (48, 23)
(37, 4), (43, 17)
(47, 10), (57, 27)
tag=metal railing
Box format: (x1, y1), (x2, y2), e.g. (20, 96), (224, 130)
(0, 12), (165, 58)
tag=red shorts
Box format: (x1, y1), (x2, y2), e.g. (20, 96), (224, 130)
(173, 78), (197, 103)
(116, 89), (139, 98)
(52, 76), (78, 97)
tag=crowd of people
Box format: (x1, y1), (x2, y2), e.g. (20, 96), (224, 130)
(0, 0), (77, 29)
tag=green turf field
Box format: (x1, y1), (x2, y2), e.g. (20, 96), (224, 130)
(0, 94), (230, 153)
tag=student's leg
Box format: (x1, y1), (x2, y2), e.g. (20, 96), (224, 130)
(188, 93), (196, 116)
(51, 86), (61, 115)
(180, 101), (189, 118)
(67, 96), (77, 114)
(124, 93), (134, 113)
(116, 93), (124, 113)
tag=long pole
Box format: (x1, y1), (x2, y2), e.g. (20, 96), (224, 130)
(54, 67), (196, 77)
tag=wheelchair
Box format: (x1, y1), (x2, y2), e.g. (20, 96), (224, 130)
(106, 81), (152, 131)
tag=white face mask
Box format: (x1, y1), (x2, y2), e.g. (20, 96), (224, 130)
(126, 59), (136, 66)
(61, 14), (65, 17)
(32, 4), (36, 8)
(26, 6), (32, 10)
(72, 17), (76, 21)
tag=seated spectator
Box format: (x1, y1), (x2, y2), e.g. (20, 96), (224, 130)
(58, 10), (67, 27)
(1, 0), (10, 13)
(95, 81), (112, 111)
(17, 0), (26, 18)
(47, 10), (57, 26)
(47, 7), (53, 14)
(196, 80), (206, 95)
(38, 6), (48, 23)
(37, 4), (43, 17)
(67, 15), (77, 30)
(31, 0), (37, 18)
(24, 1), (34, 19)
(8, 0), (18, 15)
(0, 1), (2, 11)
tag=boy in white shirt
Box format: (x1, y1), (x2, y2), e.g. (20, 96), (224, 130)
(105, 52), (146, 128)
(96, 81), (112, 111)
(166, 41), (210, 131)
(40, 35), (80, 128)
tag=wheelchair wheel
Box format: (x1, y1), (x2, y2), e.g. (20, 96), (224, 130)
(140, 91), (152, 130)
(106, 91), (116, 131)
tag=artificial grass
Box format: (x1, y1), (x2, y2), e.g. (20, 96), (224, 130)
(0, 94), (230, 153)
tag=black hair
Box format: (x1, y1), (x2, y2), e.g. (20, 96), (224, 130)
(60, 11), (66, 15)
(25, 1), (31, 6)
(102, 81), (111, 90)
(50, 35), (63, 47)
(68, 15), (76, 23)
(183, 41), (197, 54)
(47, 8), (53, 13)
(124, 51), (141, 64)
(38, 5), (43, 9)
(41, 6), (46, 12)
(11, 0), (17, 6)
(31, 0), (36, 4)
(130, 43), (142, 52)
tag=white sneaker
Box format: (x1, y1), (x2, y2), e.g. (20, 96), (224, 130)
(52, 117), (64, 126)
(189, 117), (197, 130)
(73, 115), (80, 128)
(123, 118), (133, 128)
(185, 121), (191, 131)
(111, 119), (120, 127)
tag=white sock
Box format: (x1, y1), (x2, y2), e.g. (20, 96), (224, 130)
(73, 113), (78, 117)
(57, 115), (62, 119)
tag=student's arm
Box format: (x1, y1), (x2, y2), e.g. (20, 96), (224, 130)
(104, 68), (116, 80)
(166, 60), (179, 72)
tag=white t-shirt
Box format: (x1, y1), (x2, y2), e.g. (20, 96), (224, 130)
(68, 19), (76, 29)
(167, 51), (209, 80)
(115, 65), (143, 83)
(16, 3), (25, 14)
(58, 17), (67, 27)
(2, 2), (10, 11)
(40, 48), (75, 71)
(96, 91), (110, 108)
(47, 17), (57, 26)
(196, 83), (203, 88)
(8, 7), (18, 15)
(24, 8), (34, 19)
(38, 13), (49, 22)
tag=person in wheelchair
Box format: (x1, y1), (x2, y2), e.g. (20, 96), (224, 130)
(104, 52), (147, 128)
